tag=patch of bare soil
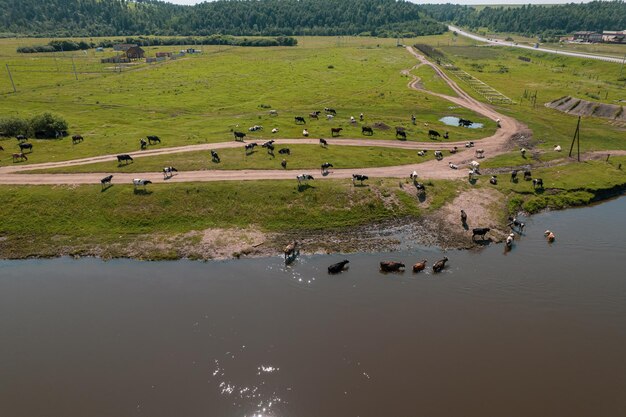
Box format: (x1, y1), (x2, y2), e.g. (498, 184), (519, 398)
(431, 188), (508, 249)
(372, 122), (391, 130)
(546, 96), (626, 121)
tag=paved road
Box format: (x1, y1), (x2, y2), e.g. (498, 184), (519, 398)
(449, 25), (626, 64)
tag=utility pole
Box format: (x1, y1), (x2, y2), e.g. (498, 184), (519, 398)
(569, 116), (581, 162)
(71, 57), (78, 80)
(620, 54), (626, 79)
(6, 64), (16, 92)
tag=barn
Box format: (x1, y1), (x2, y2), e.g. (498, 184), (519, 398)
(125, 46), (145, 60)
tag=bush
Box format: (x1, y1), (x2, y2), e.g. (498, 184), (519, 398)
(29, 113), (68, 138)
(0, 117), (29, 136)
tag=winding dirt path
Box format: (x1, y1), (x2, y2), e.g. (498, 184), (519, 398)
(0, 47), (527, 185)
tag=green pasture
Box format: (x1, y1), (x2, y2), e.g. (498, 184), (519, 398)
(0, 178), (461, 258)
(411, 64), (458, 96)
(0, 36), (493, 164)
(28, 144), (435, 174)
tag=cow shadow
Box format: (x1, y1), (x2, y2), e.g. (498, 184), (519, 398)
(322, 171), (330, 177)
(353, 183), (369, 188)
(472, 237), (493, 246)
(297, 184), (314, 192)
(133, 189), (153, 195)
(100, 184), (113, 193)
(417, 192), (426, 203)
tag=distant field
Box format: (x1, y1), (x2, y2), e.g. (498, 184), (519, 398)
(0, 35), (493, 164)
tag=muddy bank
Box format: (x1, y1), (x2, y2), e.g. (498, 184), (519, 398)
(546, 96), (626, 122)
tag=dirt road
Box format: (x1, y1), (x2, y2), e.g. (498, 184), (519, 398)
(0, 47), (527, 185)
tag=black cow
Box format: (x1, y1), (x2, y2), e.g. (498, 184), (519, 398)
(472, 227), (491, 241)
(294, 116), (306, 124)
(428, 129), (441, 139)
(211, 150), (220, 162)
(72, 134), (84, 144)
(511, 170), (518, 182)
(458, 118), (473, 127)
(245, 143), (257, 153)
(324, 107), (337, 115)
(319, 138), (328, 147)
(523, 170), (532, 181)
(19, 142), (33, 152)
(100, 174), (113, 188)
(117, 154), (133, 164)
(147, 135), (161, 144)
(278, 148), (290, 155)
(233, 131), (246, 141)
(262, 140), (275, 148)
(16, 134), (27, 141)
(396, 130), (406, 140)
(532, 178), (544, 189)
(321, 162), (333, 173)
(328, 260), (350, 274)
(362, 126), (373, 135)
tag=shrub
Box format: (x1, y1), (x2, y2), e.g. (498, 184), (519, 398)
(29, 113), (68, 138)
(0, 117), (29, 136)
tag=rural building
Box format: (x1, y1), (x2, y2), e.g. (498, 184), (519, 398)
(602, 30), (626, 43)
(572, 31), (600, 42)
(113, 43), (137, 51)
(100, 56), (130, 64)
(125, 46), (145, 60)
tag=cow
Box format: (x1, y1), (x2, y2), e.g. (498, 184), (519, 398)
(428, 129), (441, 139)
(278, 148), (290, 155)
(245, 143), (257, 154)
(472, 228), (490, 241)
(321, 162), (333, 173)
(434, 150), (443, 160)
(211, 150), (220, 163)
(328, 260), (350, 274)
(361, 126), (373, 135)
(532, 178), (544, 189)
(432, 257), (449, 273)
(294, 116), (306, 124)
(511, 170), (518, 182)
(523, 170), (532, 181)
(101, 175), (113, 189)
(72, 134), (84, 144)
(324, 107), (337, 115)
(147, 135), (161, 144)
(309, 111), (320, 119)
(19, 143), (33, 152)
(319, 138), (328, 147)
(233, 131), (246, 141)
(352, 174), (368, 185)
(331, 127), (343, 137)
(117, 154), (133, 164)
(380, 261), (405, 272)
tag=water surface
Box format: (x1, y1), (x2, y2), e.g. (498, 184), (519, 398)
(1, 197), (625, 417)
(439, 115), (484, 128)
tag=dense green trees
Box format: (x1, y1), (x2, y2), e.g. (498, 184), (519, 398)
(422, 1), (626, 38)
(0, 0), (446, 38)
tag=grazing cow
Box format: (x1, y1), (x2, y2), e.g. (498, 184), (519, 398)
(496, 118), (501, 128)
(147, 135), (161, 144)
(281, 159), (287, 169)
(302, 129), (309, 137)
(511, 170), (518, 182)
(117, 154), (133, 164)
(331, 127), (343, 137)
(295, 116), (306, 124)
(211, 150), (220, 162)
(352, 174), (368, 185)
(465, 141), (474, 148)
(450, 146), (458, 154)
(140, 138), (147, 150)
(520, 147), (527, 157)
(328, 260), (350, 274)
(443, 131), (449, 139)
(101, 175), (113, 188)
(432, 257), (449, 273)
(396, 129), (406, 140)
(324, 107), (336, 115)
(468, 168), (479, 181)
(411, 114), (416, 124)
(284, 241), (299, 261)
(412, 260), (427, 273)
(489, 175), (498, 185)
(469, 160), (480, 171)
(350, 116), (356, 124)
(309, 111), (320, 119)
(448, 162), (458, 169)
(72, 134), (84, 144)
(321, 162), (333, 173)
(326, 114), (334, 120)
(472, 227), (490, 241)
(163, 166), (178, 179)
(319, 138), (328, 147)
(461, 209), (467, 224)
(434, 150), (443, 160)
(245, 143), (257, 154)
(266, 144), (275, 155)
(532, 178), (544, 189)
(269, 110), (278, 116)
(12, 152), (27, 162)
(458, 118), (473, 127)
(523, 170), (532, 181)
(362, 126), (373, 135)
(544, 230), (556, 242)
(19, 142), (33, 153)
(409, 170), (418, 181)
(380, 261), (405, 272)
(278, 148), (290, 155)
(417, 150), (426, 157)
(359, 113), (364, 121)
(554, 145), (562, 152)
(248, 125), (263, 132)
(475, 149), (485, 158)
(16, 134), (27, 141)
(133, 178), (152, 189)
(262, 140), (275, 148)
(233, 131), (246, 141)
(271, 128), (279, 133)
(428, 129), (441, 139)
(415, 182), (425, 192)
(508, 216), (525, 232)
(297, 174), (314, 185)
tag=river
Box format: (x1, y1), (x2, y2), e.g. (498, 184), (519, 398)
(1, 197), (625, 417)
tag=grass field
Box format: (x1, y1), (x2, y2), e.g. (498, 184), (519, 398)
(29, 144), (435, 174)
(0, 36), (493, 165)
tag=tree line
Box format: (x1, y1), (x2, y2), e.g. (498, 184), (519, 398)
(0, 0), (446, 38)
(422, 1), (626, 41)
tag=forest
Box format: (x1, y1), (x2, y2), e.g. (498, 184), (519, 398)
(0, 0), (446, 38)
(422, 1), (626, 41)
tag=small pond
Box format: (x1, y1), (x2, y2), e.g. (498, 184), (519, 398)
(439, 115), (484, 128)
